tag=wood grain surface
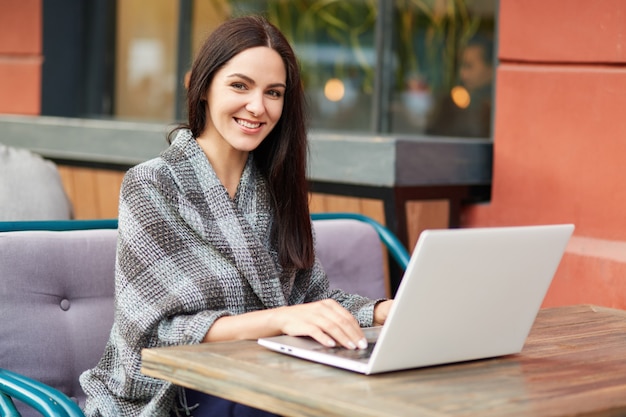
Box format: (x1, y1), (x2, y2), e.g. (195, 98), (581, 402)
(141, 304), (626, 417)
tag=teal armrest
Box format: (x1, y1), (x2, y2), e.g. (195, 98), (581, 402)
(310, 212), (410, 271)
(0, 391), (20, 417)
(0, 215), (408, 268)
(0, 369), (84, 417)
(0, 219), (118, 232)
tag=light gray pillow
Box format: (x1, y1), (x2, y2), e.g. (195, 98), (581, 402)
(0, 143), (73, 220)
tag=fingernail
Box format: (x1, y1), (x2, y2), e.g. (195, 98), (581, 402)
(327, 339), (336, 347)
(358, 338), (368, 350)
(347, 341), (357, 350)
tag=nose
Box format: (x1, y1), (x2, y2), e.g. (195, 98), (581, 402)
(246, 91), (265, 117)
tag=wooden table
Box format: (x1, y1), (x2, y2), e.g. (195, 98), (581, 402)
(141, 304), (626, 417)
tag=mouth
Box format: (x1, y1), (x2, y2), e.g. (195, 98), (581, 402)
(235, 118), (262, 129)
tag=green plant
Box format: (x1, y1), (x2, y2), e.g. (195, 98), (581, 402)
(396, 0), (484, 94)
(266, 0), (378, 93)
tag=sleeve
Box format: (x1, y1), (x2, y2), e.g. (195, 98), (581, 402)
(80, 162), (238, 415)
(114, 163), (232, 351)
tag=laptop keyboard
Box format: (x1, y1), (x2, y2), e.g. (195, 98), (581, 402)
(314, 343), (376, 360)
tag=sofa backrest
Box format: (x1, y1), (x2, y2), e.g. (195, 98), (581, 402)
(0, 219), (386, 416)
(313, 219), (387, 299)
(0, 229), (117, 417)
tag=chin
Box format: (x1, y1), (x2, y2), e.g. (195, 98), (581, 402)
(234, 140), (265, 153)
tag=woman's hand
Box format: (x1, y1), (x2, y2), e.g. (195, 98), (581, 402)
(373, 300), (393, 326)
(273, 299), (368, 350)
(205, 299), (368, 350)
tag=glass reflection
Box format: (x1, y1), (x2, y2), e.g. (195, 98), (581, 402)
(391, 0), (495, 138)
(115, 0), (178, 122)
(71, 0), (495, 139)
(193, 0), (378, 132)
(425, 33), (494, 137)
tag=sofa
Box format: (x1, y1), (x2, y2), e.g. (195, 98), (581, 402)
(0, 215), (407, 417)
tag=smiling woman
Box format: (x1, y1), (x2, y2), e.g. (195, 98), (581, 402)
(78, 15), (393, 417)
(196, 46), (287, 195)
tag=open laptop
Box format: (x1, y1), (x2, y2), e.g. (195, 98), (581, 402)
(258, 224), (575, 374)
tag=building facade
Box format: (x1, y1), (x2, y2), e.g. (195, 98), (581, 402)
(1, 0), (625, 309)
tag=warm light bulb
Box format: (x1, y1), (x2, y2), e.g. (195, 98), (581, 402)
(324, 78), (345, 102)
(451, 86), (471, 109)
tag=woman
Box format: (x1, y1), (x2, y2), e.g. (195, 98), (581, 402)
(80, 15), (393, 417)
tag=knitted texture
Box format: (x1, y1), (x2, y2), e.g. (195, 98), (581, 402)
(79, 130), (377, 416)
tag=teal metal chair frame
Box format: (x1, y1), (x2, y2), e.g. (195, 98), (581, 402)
(0, 391), (19, 417)
(0, 215), (409, 270)
(0, 369), (84, 417)
(0, 219), (118, 232)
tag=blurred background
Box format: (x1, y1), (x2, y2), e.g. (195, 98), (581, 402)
(38, 0), (495, 139)
(4, 0), (626, 309)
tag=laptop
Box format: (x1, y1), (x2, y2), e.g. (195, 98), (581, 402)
(258, 224), (575, 374)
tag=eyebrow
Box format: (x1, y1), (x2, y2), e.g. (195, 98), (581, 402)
(227, 73), (286, 89)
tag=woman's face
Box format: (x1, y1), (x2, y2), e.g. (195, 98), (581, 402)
(203, 46), (286, 154)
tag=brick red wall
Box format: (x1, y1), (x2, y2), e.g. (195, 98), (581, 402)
(0, 0), (42, 115)
(463, 0), (626, 309)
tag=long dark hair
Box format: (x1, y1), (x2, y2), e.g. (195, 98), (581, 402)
(169, 15), (313, 270)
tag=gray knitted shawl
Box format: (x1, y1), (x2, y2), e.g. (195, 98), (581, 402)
(79, 130), (377, 416)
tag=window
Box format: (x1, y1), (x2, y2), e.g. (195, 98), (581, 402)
(390, 0), (495, 138)
(115, 1), (179, 121)
(40, 0), (495, 138)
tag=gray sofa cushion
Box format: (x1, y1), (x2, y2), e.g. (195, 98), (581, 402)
(0, 229), (117, 416)
(314, 219), (387, 299)
(0, 144), (73, 221)
(0, 219), (386, 416)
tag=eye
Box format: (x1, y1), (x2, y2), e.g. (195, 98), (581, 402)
(231, 82), (247, 90)
(267, 89), (283, 99)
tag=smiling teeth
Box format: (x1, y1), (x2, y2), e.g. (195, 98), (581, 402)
(237, 119), (261, 129)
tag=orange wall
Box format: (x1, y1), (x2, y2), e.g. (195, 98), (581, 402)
(463, 0), (626, 309)
(0, 0), (42, 115)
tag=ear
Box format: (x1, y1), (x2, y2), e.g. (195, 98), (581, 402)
(184, 70), (192, 90)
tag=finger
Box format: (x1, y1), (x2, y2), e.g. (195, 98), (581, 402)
(327, 319), (367, 350)
(307, 327), (338, 348)
(313, 305), (366, 350)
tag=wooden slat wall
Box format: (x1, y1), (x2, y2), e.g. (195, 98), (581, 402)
(58, 166), (394, 223)
(57, 165), (450, 296)
(309, 193), (385, 224)
(57, 166), (126, 219)
(57, 165), (450, 241)
(405, 200), (449, 251)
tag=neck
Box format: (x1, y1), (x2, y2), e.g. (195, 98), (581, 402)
(195, 136), (248, 198)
